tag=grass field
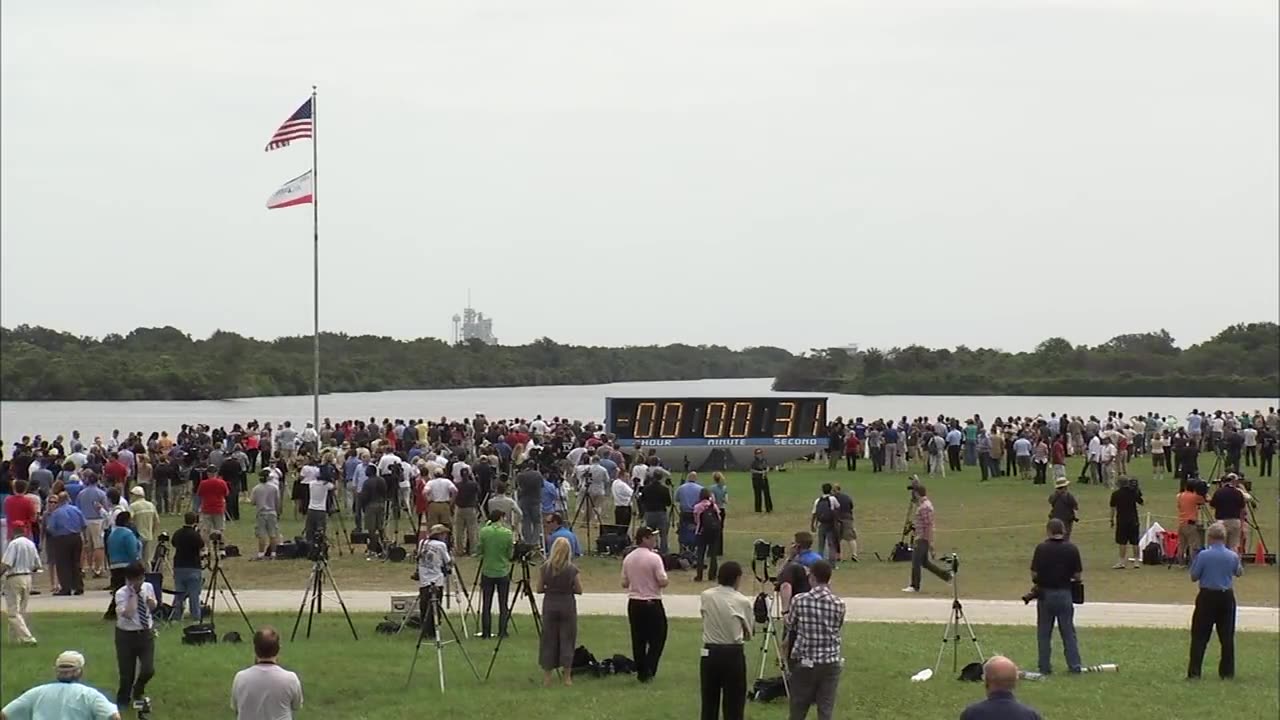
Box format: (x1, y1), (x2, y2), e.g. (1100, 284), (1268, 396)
(142, 452), (1279, 606)
(1, 614), (1276, 719)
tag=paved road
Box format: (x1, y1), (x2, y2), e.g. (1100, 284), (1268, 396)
(20, 590), (1280, 632)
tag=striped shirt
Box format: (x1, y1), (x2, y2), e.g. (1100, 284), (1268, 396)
(914, 498), (936, 544)
(1, 536), (42, 575)
(785, 584), (845, 665)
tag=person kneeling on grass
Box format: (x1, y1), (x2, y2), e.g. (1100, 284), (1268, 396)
(1, 650), (120, 720)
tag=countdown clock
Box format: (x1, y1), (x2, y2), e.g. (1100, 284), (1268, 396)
(604, 396), (829, 470)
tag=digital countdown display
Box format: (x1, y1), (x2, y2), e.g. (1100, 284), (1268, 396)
(606, 397), (827, 442)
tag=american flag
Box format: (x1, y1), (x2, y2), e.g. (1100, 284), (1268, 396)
(264, 98), (313, 151)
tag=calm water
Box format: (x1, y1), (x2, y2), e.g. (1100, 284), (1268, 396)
(1, 378), (1275, 439)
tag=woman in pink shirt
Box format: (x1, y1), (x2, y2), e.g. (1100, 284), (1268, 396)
(692, 489), (721, 582)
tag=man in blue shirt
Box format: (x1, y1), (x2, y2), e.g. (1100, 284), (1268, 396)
(0, 649), (120, 720)
(74, 476), (110, 579)
(544, 513), (580, 557)
(103, 512), (141, 620)
(1187, 521), (1243, 679)
(540, 475), (560, 516)
(675, 473), (705, 552)
(959, 656), (1043, 720)
(63, 475), (84, 502)
(46, 493), (87, 596)
(946, 426), (964, 472)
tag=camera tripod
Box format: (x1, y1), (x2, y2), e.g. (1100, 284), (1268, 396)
(399, 563), (481, 636)
(483, 556), (544, 680)
(568, 483), (602, 556)
(406, 586), (481, 692)
(202, 540), (254, 634)
(753, 585), (790, 693)
(291, 553), (359, 641)
(932, 561), (984, 676)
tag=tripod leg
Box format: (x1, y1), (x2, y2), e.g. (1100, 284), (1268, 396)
(291, 569), (315, 641)
(956, 608), (985, 664)
(932, 607), (958, 675)
(437, 599), (481, 681)
(216, 567), (255, 634)
(406, 611), (431, 688)
(322, 563), (360, 641)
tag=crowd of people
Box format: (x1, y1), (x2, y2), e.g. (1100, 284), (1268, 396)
(0, 405), (1273, 720)
(822, 408), (1279, 486)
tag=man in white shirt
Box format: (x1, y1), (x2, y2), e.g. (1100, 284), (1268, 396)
(299, 423), (319, 455)
(611, 475), (635, 527)
(416, 525), (453, 640)
(423, 471), (456, 530)
(1082, 435), (1102, 485)
(112, 562), (156, 710)
(581, 457), (611, 525)
(1098, 437), (1118, 489)
(1243, 426), (1259, 468)
(1, 522), (41, 645)
(230, 626), (304, 720)
(301, 462), (332, 546)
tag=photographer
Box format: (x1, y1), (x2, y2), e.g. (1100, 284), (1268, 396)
(359, 464), (389, 550)
(301, 459), (332, 547)
(169, 513), (204, 622)
(1208, 474), (1246, 550)
(250, 469), (282, 560)
(416, 524), (453, 640)
(1175, 479), (1208, 565)
(475, 510), (514, 639)
(777, 532), (818, 615)
(1029, 519), (1083, 675)
(1109, 478), (1143, 569)
(902, 484), (952, 594)
(638, 475), (673, 555)
(195, 468), (229, 542)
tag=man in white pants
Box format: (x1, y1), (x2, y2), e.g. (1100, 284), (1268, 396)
(0, 521), (41, 645)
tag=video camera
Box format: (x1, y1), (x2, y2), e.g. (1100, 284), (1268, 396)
(753, 539), (787, 564)
(942, 552), (960, 575)
(308, 536), (329, 562)
(512, 542), (539, 562)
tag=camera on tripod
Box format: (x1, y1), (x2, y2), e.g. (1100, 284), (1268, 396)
(753, 539), (786, 563)
(309, 536), (329, 562)
(512, 542), (538, 563)
(132, 697), (153, 719)
(942, 552), (960, 574)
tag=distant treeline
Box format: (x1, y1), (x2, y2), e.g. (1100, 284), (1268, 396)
(772, 323), (1280, 398)
(0, 325), (795, 401)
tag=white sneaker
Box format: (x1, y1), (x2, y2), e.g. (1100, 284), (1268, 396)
(901, 586), (918, 593)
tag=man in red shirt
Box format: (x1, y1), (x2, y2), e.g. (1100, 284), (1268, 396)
(1051, 437), (1068, 481)
(3, 480), (38, 539)
(103, 453), (129, 488)
(196, 468), (229, 540)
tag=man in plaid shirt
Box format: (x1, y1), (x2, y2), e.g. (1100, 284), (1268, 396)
(903, 483), (953, 593)
(782, 560), (844, 720)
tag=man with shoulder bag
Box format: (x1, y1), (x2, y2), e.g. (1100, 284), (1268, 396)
(1029, 519), (1083, 675)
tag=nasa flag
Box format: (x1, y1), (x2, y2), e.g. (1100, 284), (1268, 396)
(265, 170), (313, 209)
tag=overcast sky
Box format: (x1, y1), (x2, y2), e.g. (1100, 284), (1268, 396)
(2, 0), (1276, 353)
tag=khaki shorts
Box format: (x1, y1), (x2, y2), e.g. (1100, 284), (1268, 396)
(200, 512), (226, 535)
(256, 511), (280, 539)
(839, 520), (857, 541)
(83, 520), (104, 550)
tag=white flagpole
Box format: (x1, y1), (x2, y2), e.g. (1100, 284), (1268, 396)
(311, 85), (320, 433)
